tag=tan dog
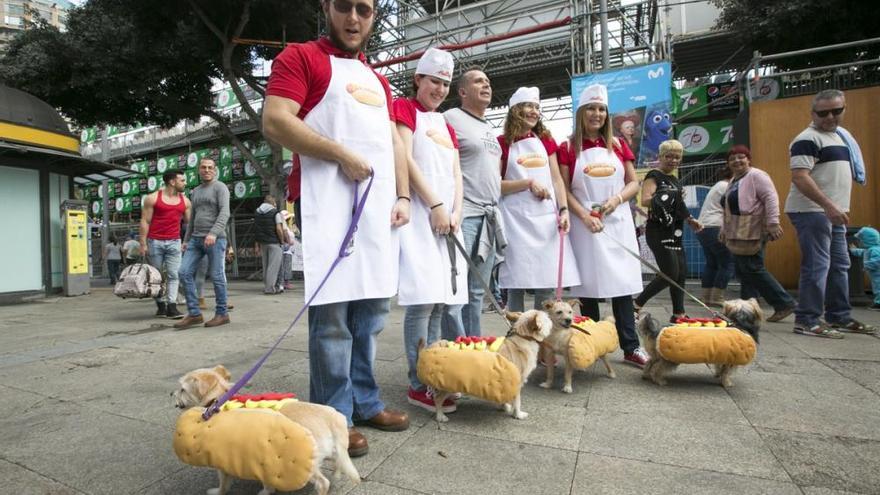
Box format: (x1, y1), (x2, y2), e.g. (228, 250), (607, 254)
(637, 298), (763, 388)
(173, 366), (360, 495)
(428, 309), (552, 422)
(540, 299), (616, 393)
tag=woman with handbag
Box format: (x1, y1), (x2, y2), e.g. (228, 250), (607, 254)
(721, 145), (796, 322)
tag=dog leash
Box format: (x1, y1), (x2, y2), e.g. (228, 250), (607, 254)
(446, 234), (513, 330)
(202, 174), (375, 420)
(555, 210), (565, 301)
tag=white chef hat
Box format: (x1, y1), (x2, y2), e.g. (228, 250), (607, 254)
(577, 84), (608, 110)
(509, 87), (540, 108)
(415, 47), (454, 82)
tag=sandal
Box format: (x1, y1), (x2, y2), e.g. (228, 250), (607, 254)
(793, 323), (844, 339)
(828, 319), (878, 335)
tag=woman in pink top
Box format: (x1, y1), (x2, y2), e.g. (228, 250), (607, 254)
(721, 145), (796, 322)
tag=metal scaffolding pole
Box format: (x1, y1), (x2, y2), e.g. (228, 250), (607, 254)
(598, 0), (610, 69)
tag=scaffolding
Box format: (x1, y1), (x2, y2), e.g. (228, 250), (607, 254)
(369, 0), (666, 106)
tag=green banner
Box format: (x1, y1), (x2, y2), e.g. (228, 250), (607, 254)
(231, 178), (262, 199)
(215, 88), (239, 109)
(80, 127), (98, 143)
(156, 155), (180, 173)
(106, 125), (122, 137)
(219, 146), (233, 166)
(129, 161), (149, 174)
(218, 163), (233, 183)
(676, 119), (735, 156)
(673, 86), (708, 119)
(249, 140), (272, 158)
(185, 169), (200, 187)
(90, 200), (102, 216)
(146, 175), (160, 192)
(120, 178), (140, 197)
(185, 148), (211, 169)
(113, 196), (133, 213)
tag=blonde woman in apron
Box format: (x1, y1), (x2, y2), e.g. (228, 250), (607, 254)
(558, 84), (649, 368)
(498, 87), (580, 311)
(394, 48), (467, 414)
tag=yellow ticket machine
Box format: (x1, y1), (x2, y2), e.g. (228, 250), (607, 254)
(61, 200), (90, 296)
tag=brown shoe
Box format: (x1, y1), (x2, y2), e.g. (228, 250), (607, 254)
(767, 305), (795, 323)
(356, 409), (410, 432)
(204, 314), (230, 327)
(198, 297), (207, 310)
(173, 314), (204, 330)
(348, 428), (368, 457)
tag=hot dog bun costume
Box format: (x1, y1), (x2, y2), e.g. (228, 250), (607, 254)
(567, 316), (619, 369)
(658, 318), (756, 365)
(417, 336), (521, 404)
(498, 87), (580, 290)
(174, 394), (316, 492)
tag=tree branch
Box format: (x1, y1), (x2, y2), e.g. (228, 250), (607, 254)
(240, 72), (266, 99)
(186, 0), (226, 44)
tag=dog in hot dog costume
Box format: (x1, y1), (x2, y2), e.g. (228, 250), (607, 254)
(417, 309), (552, 422)
(637, 299), (762, 388)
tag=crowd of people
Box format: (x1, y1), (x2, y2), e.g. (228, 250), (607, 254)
(96, 0), (877, 463)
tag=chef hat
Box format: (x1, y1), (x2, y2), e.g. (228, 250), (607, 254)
(577, 84), (608, 110)
(509, 87), (540, 108)
(415, 47), (454, 82)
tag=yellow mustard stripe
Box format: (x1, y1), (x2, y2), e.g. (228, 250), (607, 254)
(0, 122), (79, 153)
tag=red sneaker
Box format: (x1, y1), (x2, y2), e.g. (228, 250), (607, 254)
(623, 348), (649, 368)
(407, 387), (456, 413)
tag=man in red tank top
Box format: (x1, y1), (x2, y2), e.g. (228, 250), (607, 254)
(139, 170), (191, 319)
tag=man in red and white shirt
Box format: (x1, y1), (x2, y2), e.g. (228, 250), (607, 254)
(263, 0), (411, 458)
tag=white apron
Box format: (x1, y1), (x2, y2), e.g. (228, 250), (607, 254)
(398, 109), (468, 305)
(498, 136), (580, 289)
(299, 56), (399, 305)
(568, 146), (642, 298)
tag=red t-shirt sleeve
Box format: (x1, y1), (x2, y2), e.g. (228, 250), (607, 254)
(540, 135), (558, 156)
(497, 136), (510, 176)
(616, 138), (636, 162)
(266, 43), (332, 120)
(557, 140), (575, 182)
(392, 98), (417, 132)
(446, 124), (460, 149)
(373, 70), (396, 121)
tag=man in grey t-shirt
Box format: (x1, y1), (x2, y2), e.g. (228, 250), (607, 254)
(786, 89), (875, 338)
(175, 157), (232, 329)
(443, 69), (504, 336)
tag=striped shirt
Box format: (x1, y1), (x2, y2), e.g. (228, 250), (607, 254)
(784, 124), (852, 213)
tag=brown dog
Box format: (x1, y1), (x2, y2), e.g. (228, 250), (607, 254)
(540, 299), (617, 393)
(428, 309), (552, 422)
(173, 365), (360, 495)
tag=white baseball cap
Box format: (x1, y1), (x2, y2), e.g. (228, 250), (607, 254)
(415, 47), (455, 82)
(509, 86), (540, 108)
(577, 84), (608, 110)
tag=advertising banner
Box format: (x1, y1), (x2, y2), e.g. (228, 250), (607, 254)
(130, 161), (149, 174)
(571, 62), (673, 168)
(676, 119), (735, 157)
(231, 178), (262, 199)
(673, 86), (708, 119)
(219, 146), (233, 166)
(186, 148), (211, 169)
(185, 169), (200, 187)
(706, 82), (739, 114)
(157, 154), (180, 174)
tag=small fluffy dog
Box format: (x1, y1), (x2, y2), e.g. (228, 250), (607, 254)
(428, 309), (552, 422)
(173, 365), (360, 495)
(637, 298), (763, 388)
(540, 299), (616, 393)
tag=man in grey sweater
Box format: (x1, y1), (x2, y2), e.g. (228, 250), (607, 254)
(175, 157), (232, 329)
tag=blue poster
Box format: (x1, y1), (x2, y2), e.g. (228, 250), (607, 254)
(571, 62), (673, 168)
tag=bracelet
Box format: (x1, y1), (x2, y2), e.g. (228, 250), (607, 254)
(558, 206), (568, 213)
(616, 194), (624, 205)
(397, 195), (411, 202)
(430, 202), (444, 210)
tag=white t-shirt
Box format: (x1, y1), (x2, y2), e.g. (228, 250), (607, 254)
(697, 180), (728, 228)
(443, 107), (503, 217)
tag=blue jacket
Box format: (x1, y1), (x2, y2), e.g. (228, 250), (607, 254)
(851, 227), (880, 273)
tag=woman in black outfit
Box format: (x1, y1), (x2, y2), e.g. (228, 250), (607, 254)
(634, 139), (703, 322)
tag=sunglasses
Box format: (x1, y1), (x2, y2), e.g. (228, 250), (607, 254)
(814, 107), (845, 118)
(331, 0), (374, 19)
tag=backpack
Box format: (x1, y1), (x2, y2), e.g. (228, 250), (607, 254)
(649, 183), (680, 228)
(114, 263), (164, 299)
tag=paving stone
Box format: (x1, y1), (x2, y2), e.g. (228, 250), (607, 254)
(0, 458), (83, 495)
(821, 359), (880, 396)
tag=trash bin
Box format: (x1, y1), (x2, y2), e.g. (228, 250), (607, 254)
(846, 226), (865, 299)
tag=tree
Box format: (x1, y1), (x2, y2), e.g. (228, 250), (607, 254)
(0, 0), (323, 199)
(712, 0), (880, 70)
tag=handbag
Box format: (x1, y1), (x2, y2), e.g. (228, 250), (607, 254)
(723, 211), (764, 256)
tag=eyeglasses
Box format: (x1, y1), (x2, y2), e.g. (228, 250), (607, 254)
(331, 0), (374, 19)
(814, 107), (845, 118)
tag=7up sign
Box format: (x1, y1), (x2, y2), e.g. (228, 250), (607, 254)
(232, 179), (261, 199)
(676, 119), (734, 156)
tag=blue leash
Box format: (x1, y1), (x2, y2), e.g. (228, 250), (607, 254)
(202, 173), (375, 420)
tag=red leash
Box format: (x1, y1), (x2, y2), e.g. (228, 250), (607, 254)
(555, 210), (565, 301)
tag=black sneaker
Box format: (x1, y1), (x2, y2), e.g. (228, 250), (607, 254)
(165, 303), (184, 319)
(155, 301), (166, 317)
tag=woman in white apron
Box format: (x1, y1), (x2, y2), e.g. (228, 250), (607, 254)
(394, 48), (467, 413)
(558, 84), (649, 368)
(498, 87), (580, 311)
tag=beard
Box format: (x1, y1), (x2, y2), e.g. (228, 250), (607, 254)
(327, 19), (373, 55)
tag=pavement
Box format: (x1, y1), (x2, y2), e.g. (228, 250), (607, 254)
(1, 281), (880, 495)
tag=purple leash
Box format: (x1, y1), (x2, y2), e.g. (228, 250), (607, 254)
(202, 173), (375, 420)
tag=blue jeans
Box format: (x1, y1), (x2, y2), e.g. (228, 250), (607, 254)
(404, 304), (444, 391)
(440, 304), (465, 341)
(506, 289), (554, 312)
(308, 298), (389, 426)
(580, 296), (640, 354)
(147, 238), (181, 304)
(733, 245), (796, 311)
(179, 236), (228, 316)
(789, 212), (851, 326)
(697, 227), (734, 289)
(107, 260), (121, 284)
(458, 216), (496, 337)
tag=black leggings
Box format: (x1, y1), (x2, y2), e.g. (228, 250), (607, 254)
(635, 228), (686, 315)
(579, 296), (640, 354)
